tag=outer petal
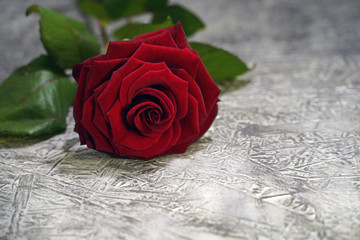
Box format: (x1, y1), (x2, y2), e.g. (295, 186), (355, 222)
(142, 31), (177, 48)
(164, 103), (218, 155)
(192, 51), (221, 113)
(177, 94), (200, 145)
(72, 54), (106, 82)
(73, 56), (123, 142)
(80, 95), (116, 153)
(73, 56), (104, 143)
(171, 68), (207, 120)
(84, 59), (127, 100)
(113, 126), (175, 159)
(132, 43), (200, 78)
(106, 40), (142, 60)
(134, 22), (191, 49)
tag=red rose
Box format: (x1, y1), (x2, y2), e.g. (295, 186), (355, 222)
(72, 23), (220, 160)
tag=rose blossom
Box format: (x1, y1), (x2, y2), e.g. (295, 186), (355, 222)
(72, 23), (220, 159)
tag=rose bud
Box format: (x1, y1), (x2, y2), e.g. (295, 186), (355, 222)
(72, 23), (220, 160)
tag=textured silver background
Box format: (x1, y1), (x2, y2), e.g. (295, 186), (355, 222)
(1, 0), (360, 239)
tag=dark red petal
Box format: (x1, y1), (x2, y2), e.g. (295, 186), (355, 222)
(141, 31), (177, 48)
(192, 52), (221, 113)
(106, 100), (162, 150)
(165, 103), (218, 155)
(134, 87), (175, 124)
(80, 95), (116, 153)
(125, 68), (188, 119)
(168, 119), (181, 147)
(83, 130), (95, 149)
(132, 43), (200, 78)
(105, 100), (128, 143)
(177, 94), (200, 145)
(84, 58), (127, 100)
(113, 126), (174, 159)
(93, 97), (111, 139)
(126, 101), (162, 127)
(118, 61), (168, 107)
(106, 40), (142, 60)
(73, 62), (94, 140)
(133, 22), (191, 49)
(96, 58), (145, 115)
(72, 54), (106, 82)
(169, 22), (191, 49)
(171, 68), (207, 120)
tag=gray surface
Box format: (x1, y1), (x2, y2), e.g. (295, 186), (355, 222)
(1, 0), (360, 239)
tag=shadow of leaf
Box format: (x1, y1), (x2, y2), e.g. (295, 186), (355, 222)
(0, 135), (52, 148)
(219, 79), (250, 94)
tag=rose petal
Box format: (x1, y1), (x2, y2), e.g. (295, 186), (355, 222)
(141, 31), (177, 48)
(133, 22), (190, 49)
(81, 95), (116, 153)
(192, 52), (221, 113)
(177, 94), (200, 144)
(171, 68), (207, 120)
(72, 54), (106, 82)
(73, 62), (92, 136)
(132, 43), (200, 78)
(106, 40), (142, 60)
(125, 67), (188, 119)
(126, 100), (162, 127)
(97, 58), (165, 115)
(106, 100), (161, 150)
(84, 59), (127, 100)
(93, 97), (111, 139)
(113, 126), (174, 159)
(168, 119), (181, 147)
(133, 87), (175, 124)
(165, 103), (218, 155)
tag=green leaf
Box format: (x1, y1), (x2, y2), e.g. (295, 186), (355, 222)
(152, 5), (205, 36)
(104, 0), (147, 19)
(113, 17), (173, 40)
(104, 0), (168, 19)
(0, 55), (76, 138)
(26, 5), (100, 69)
(79, 0), (114, 22)
(145, 0), (168, 11)
(190, 42), (250, 84)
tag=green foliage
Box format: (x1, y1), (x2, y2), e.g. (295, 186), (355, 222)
(0, 56), (76, 137)
(113, 17), (173, 40)
(79, 0), (114, 22)
(190, 42), (250, 84)
(26, 5), (100, 69)
(104, 0), (168, 19)
(152, 5), (205, 36)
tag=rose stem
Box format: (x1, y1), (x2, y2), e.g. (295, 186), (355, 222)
(98, 21), (110, 51)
